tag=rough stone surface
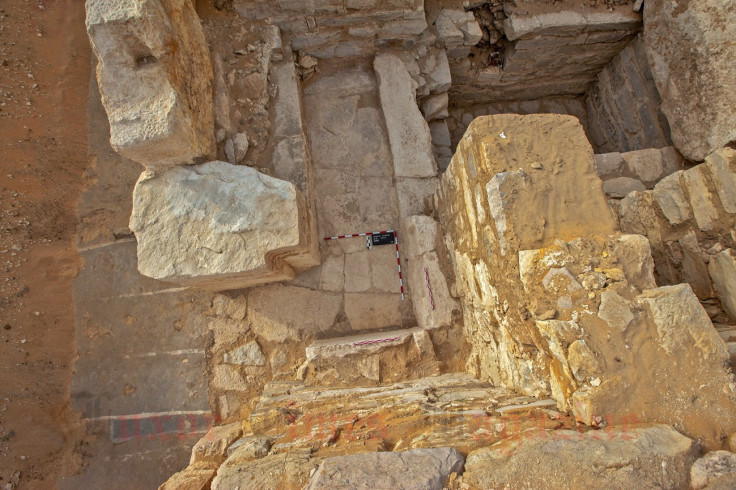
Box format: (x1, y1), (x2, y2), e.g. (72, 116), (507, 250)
(463, 425), (698, 489)
(86, 0), (215, 169)
(129, 161), (319, 290)
(709, 249), (736, 320)
(305, 448), (464, 490)
(159, 463), (217, 490)
(691, 451), (736, 490)
(223, 341), (266, 366)
(189, 423), (242, 465)
(437, 114), (615, 398)
(653, 171), (691, 225)
(212, 448), (316, 490)
(643, 1), (736, 160)
(375, 53), (437, 178)
(603, 177), (646, 198)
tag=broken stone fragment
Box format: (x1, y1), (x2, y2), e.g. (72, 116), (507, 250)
(129, 161), (319, 291)
(603, 177), (646, 198)
(189, 422), (243, 465)
(223, 341), (266, 366)
(85, 0), (215, 170)
(652, 171), (691, 225)
(598, 289), (635, 331)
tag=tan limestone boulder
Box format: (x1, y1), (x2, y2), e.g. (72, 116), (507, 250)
(86, 0), (215, 169)
(129, 161), (319, 290)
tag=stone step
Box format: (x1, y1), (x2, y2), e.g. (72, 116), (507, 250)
(299, 327), (441, 388)
(247, 373), (565, 455)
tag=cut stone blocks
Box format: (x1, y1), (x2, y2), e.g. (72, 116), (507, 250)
(375, 53), (437, 178)
(129, 161), (319, 291)
(86, 0), (215, 169)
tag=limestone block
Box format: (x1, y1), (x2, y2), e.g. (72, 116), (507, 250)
(129, 162), (319, 291)
(622, 149), (664, 184)
(319, 254), (344, 292)
(189, 422), (243, 465)
(429, 120), (451, 148)
(405, 215), (440, 259)
(212, 365), (248, 391)
(638, 284), (729, 361)
(345, 293), (402, 331)
(86, 0), (215, 169)
(305, 448), (464, 490)
(420, 92), (449, 121)
(248, 285), (342, 342)
(345, 251), (371, 293)
(463, 425), (697, 489)
(709, 249), (736, 320)
(420, 48), (451, 94)
(594, 152), (623, 177)
(212, 449), (314, 490)
(396, 177), (438, 219)
(705, 147), (736, 214)
(691, 451), (736, 490)
(603, 177), (646, 198)
(683, 165), (720, 232)
(643, 1), (736, 161)
(408, 252), (458, 330)
(567, 340), (600, 382)
(653, 171), (691, 225)
(375, 53), (438, 178)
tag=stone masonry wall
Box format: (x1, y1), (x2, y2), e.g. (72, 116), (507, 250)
(585, 34), (672, 154)
(436, 114), (736, 447)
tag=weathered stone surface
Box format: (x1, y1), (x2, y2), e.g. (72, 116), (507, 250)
(594, 152), (623, 177)
(643, 1), (736, 161)
(683, 165), (720, 232)
(691, 451), (736, 490)
(226, 436), (270, 459)
(437, 114), (616, 398)
(463, 425), (697, 489)
(638, 284), (728, 360)
(705, 147), (736, 214)
(603, 177), (646, 198)
(653, 171), (691, 225)
(129, 162), (319, 290)
(405, 215), (440, 259)
(623, 149), (664, 183)
(248, 285), (342, 342)
(344, 293), (403, 331)
(211, 365), (248, 392)
(159, 462), (217, 490)
(375, 53), (437, 178)
(709, 249), (736, 320)
(302, 327), (440, 387)
(223, 341), (266, 366)
(305, 448), (464, 490)
(86, 0), (215, 169)
(212, 448), (315, 490)
(189, 423), (242, 465)
(598, 289), (634, 331)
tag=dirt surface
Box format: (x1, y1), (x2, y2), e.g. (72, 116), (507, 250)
(0, 0), (90, 487)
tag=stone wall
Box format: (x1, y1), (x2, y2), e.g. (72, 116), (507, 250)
(596, 146), (685, 199)
(585, 34), (672, 154)
(448, 4), (641, 105)
(436, 114), (736, 447)
(233, 0), (428, 59)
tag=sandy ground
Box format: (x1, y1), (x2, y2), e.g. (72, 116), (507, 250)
(0, 0), (90, 487)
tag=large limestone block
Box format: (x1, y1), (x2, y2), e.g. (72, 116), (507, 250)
(709, 249), (736, 320)
(129, 161), (319, 290)
(86, 0), (215, 169)
(305, 448), (464, 490)
(374, 53), (437, 178)
(463, 425), (697, 489)
(653, 171), (691, 225)
(643, 1), (736, 160)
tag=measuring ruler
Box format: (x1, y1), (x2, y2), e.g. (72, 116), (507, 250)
(324, 229), (404, 300)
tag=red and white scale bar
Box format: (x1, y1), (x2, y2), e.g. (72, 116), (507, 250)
(424, 267), (435, 310)
(323, 229), (404, 300)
